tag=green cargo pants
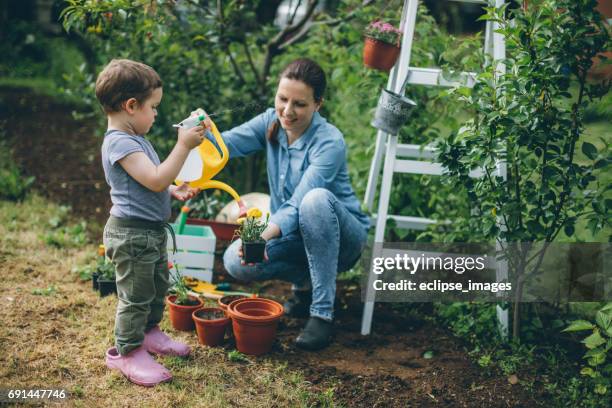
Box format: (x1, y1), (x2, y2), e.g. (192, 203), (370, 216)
(103, 216), (172, 356)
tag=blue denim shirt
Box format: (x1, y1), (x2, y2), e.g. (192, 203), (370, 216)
(216, 108), (370, 236)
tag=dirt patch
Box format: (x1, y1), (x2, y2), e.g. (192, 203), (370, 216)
(1, 87), (551, 407)
(253, 278), (548, 407)
(211, 243), (549, 407)
(0, 86), (110, 229)
(194, 309), (226, 320)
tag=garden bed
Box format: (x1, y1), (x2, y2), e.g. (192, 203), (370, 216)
(0, 86), (555, 406)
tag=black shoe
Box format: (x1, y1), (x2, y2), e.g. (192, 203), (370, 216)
(283, 290), (312, 318)
(295, 317), (333, 351)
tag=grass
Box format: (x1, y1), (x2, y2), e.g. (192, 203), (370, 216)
(0, 77), (85, 106)
(0, 195), (336, 407)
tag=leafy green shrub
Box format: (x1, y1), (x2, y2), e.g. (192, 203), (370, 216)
(72, 262), (96, 281)
(175, 189), (231, 220)
(0, 142), (35, 201)
(437, 0), (610, 339)
(563, 303), (612, 399)
(43, 220), (89, 248)
(58, 1), (482, 224)
(0, 20), (87, 97)
(434, 302), (500, 345)
(583, 92), (612, 123)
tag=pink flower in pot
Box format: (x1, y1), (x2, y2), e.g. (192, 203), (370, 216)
(363, 20), (402, 72)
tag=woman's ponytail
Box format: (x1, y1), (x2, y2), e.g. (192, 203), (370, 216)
(267, 119), (280, 144)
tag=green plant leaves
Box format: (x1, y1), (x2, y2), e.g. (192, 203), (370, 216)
(583, 331), (606, 350)
(580, 367), (596, 377)
(596, 310), (612, 338)
(563, 320), (595, 332)
(581, 142), (598, 160)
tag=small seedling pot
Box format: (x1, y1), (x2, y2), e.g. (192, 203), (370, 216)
(218, 295), (248, 313)
(371, 89), (417, 135)
(92, 272), (99, 291)
(97, 277), (116, 297)
(218, 295), (248, 338)
(363, 37), (401, 72)
(219, 294), (249, 338)
(192, 307), (230, 347)
(242, 241), (266, 263)
(227, 298), (283, 356)
(166, 294), (203, 331)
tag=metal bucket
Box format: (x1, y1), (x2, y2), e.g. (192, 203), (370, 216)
(371, 89), (416, 135)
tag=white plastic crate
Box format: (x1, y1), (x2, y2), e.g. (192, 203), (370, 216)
(166, 223), (216, 282)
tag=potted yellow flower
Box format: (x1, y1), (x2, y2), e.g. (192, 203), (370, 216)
(235, 208), (269, 263)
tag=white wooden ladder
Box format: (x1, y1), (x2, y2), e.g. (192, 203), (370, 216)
(361, 0), (508, 335)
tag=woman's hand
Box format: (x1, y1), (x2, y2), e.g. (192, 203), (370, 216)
(238, 245), (268, 266)
(261, 222), (281, 241)
(238, 222), (279, 265)
(170, 184), (200, 201)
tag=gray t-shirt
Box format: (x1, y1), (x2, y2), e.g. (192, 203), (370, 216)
(101, 130), (171, 221)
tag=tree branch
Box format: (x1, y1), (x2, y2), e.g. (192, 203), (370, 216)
(288, 0), (303, 26)
(279, 0), (376, 50)
(241, 40), (262, 86)
(224, 45), (248, 86)
(262, 0), (319, 81)
(546, 71), (587, 241)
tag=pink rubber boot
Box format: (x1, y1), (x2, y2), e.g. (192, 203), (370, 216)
(105, 346), (172, 387)
(143, 326), (191, 357)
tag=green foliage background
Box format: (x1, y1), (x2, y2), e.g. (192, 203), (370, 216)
(57, 0), (484, 241)
(1, 1), (610, 404)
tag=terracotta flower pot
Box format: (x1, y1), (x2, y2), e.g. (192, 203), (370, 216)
(229, 298), (283, 319)
(227, 298), (283, 356)
(218, 295), (248, 338)
(192, 307), (230, 347)
(363, 37), (401, 72)
(242, 241), (266, 263)
(187, 218), (238, 241)
(218, 295), (248, 313)
(166, 294), (203, 331)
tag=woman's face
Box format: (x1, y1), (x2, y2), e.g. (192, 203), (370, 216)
(274, 78), (321, 135)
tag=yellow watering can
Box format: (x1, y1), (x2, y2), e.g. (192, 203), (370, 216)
(174, 109), (247, 216)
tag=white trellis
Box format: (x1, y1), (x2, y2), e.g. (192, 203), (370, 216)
(361, 0), (508, 336)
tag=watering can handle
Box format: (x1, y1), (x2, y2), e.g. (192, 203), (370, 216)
(187, 109), (247, 217)
(192, 108), (230, 163)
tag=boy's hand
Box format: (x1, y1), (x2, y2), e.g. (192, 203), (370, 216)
(170, 184), (200, 201)
(190, 108), (213, 131)
(178, 125), (204, 150)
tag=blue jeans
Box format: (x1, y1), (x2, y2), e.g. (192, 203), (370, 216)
(223, 188), (368, 321)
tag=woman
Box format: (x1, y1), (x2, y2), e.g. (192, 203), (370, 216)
(212, 58), (369, 350)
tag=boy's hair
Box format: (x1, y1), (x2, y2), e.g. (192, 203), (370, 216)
(95, 59), (162, 113)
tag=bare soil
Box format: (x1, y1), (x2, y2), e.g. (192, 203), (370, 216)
(195, 309), (227, 320)
(1, 87), (552, 407)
